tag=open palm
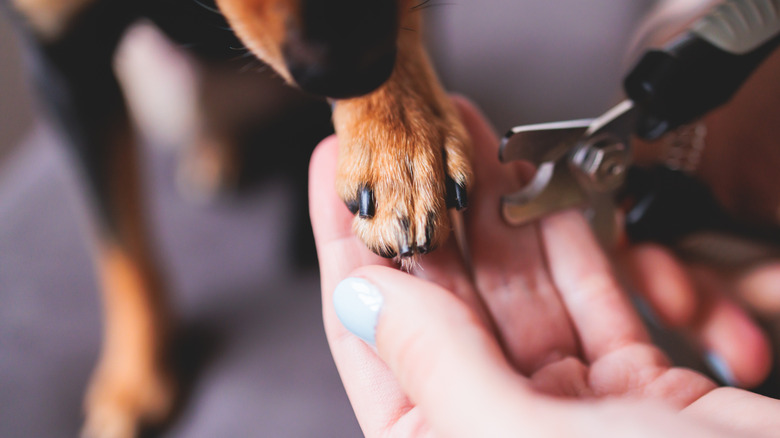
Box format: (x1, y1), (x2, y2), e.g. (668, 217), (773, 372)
(305, 97), (780, 437)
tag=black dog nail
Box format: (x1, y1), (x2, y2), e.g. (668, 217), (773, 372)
(345, 199), (359, 215)
(418, 214), (435, 254)
(446, 176), (468, 210)
(454, 181), (468, 210)
(399, 241), (414, 258)
(359, 187), (375, 219)
(399, 218), (414, 257)
(377, 247), (397, 259)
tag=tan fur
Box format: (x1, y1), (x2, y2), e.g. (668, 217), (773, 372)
(218, 0), (474, 257)
(215, 0), (298, 81)
(333, 10), (472, 257)
(11, 0), (96, 39)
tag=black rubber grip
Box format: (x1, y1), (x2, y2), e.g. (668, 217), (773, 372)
(625, 31), (780, 139)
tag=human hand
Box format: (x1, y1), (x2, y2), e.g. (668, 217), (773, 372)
(309, 96), (780, 437)
(621, 0), (780, 389)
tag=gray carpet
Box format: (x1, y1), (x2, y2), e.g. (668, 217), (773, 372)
(0, 124), (361, 438)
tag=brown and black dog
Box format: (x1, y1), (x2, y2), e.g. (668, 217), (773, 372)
(3, 0), (472, 436)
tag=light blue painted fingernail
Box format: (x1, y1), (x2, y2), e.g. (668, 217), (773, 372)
(704, 351), (737, 387)
(333, 277), (384, 346)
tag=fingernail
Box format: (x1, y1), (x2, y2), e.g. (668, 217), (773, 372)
(333, 277), (384, 346)
(631, 296), (662, 329)
(704, 351), (737, 387)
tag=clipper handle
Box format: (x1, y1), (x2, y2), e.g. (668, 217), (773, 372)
(625, 0), (780, 139)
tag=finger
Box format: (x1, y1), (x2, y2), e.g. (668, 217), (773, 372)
(736, 262), (780, 314)
(411, 231), (493, 329)
(688, 267), (772, 389)
(623, 244), (699, 327)
(452, 96), (580, 375)
(683, 386), (780, 435)
(622, 243), (773, 388)
(408, 96), (507, 330)
(309, 136), (409, 436)
(339, 266), (541, 438)
(310, 135), (395, 299)
(309, 135), (393, 267)
(541, 210), (650, 362)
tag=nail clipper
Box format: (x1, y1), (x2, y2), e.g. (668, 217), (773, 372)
(500, 0), (780, 261)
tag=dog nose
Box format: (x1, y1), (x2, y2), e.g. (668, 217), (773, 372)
(285, 41), (397, 98)
(283, 0), (398, 98)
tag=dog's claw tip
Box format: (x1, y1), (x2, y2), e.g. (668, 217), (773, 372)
(345, 199), (359, 215)
(359, 187), (375, 219)
(377, 247), (397, 259)
(454, 182), (468, 210)
(445, 176), (468, 210)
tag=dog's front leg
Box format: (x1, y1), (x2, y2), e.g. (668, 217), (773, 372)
(332, 11), (472, 260)
(82, 131), (175, 438)
(6, 2), (175, 437)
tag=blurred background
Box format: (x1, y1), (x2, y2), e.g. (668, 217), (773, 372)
(0, 1), (665, 437)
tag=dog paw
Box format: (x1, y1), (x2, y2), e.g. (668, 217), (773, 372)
(81, 365), (174, 438)
(333, 96), (472, 259)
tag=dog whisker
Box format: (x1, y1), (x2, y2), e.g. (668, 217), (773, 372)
(238, 59), (263, 74)
(410, 0), (431, 10)
(410, 0), (456, 11)
(229, 49), (255, 62)
(416, 3), (457, 11)
(192, 0), (223, 15)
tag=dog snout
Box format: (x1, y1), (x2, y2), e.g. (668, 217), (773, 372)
(283, 0), (398, 98)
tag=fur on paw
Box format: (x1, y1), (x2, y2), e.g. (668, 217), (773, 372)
(333, 94), (472, 260)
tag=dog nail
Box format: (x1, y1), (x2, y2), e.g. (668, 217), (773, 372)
(418, 214), (436, 254)
(399, 241), (414, 258)
(446, 176), (457, 208)
(445, 176), (467, 210)
(398, 218), (414, 257)
(345, 199), (359, 215)
(359, 187), (375, 219)
(377, 247), (397, 259)
(453, 181), (468, 210)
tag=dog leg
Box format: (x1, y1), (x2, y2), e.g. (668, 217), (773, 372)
(81, 129), (175, 438)
(332, 9), (473, 260)
(7, 3), (175, 437)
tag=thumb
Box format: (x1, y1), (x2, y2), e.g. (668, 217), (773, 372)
(332, 266), (539, 437)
